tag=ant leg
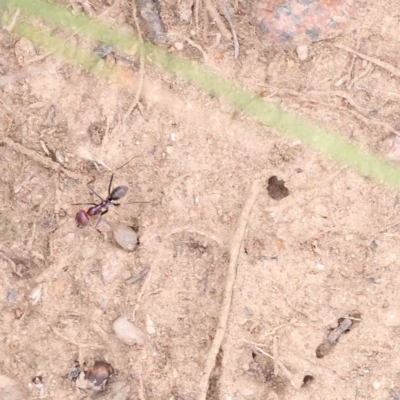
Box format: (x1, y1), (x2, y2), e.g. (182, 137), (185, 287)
(108, 173), (114, 197)
(87, 185), (104, 201)
(107, 156), (139, 196)
(71, 202), (97, 206)
(94, 209), (109, 229)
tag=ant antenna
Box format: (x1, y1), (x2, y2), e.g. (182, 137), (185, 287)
(114, 156), (139, 173)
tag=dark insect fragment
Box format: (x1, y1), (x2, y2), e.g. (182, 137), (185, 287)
(267, 176), (290, 200)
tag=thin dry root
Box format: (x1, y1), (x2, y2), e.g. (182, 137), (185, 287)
(123, 0), (145, 123)
(335, 42), (400, 78)
(218, 0), (239, 59)
(204, 0), (232, 40)
(197, 179), (261, 400)
(2, 137), (83, 181)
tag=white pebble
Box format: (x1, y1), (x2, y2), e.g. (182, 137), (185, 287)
(113, 317), (147, 345)
(296, 44), (309, 61)
(145, 314), (156, 335)
(30, 284), (42, 305)
(174, 42), (184, 51)
(316, 263), (325, 270)
(372, 381), (381, 390)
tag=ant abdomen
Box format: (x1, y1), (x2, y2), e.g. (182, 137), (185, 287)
(109, 185), (129, 201)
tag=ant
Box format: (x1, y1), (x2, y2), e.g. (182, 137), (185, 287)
(75, 156), (139, 228)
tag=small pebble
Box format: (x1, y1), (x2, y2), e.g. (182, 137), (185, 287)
(316, 263), (325, 270)
(113, 317), (147, 345)
(6, 289), (17, 303)
(174, 42), (184, 51)
(372, 381), (381, 390)
(55, 151), (64, 165)
(145, 314), (156, 335)
(30, 284), (42, 305)
(296, 44), (309, 61)
(111, 223), (138, 252)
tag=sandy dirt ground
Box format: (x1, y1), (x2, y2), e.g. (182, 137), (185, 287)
(2, 0), (400, 399)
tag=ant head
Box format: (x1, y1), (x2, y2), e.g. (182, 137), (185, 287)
(76, 210), (89, 227)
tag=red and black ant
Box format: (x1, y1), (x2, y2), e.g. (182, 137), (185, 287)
(74, 156), (140, 228)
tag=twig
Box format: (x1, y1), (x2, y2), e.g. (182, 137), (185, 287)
(138, 371), (146, 400)
(349, 61), (373, 89)
(335, 42), (400, 78)
(102, 115), (121, 160)
(197, 179), (261, 400)
(204, 0), (231, 40)
(276, 360), (296, 388)
(254, 345), (273, 360)
(254, 346), (295, 387)
(202, 3), (209, 43)
(27, 222), (36, 252)
(2, 137), (83, 180)
(327, 90), (370, 116)
(123, 0), (145, 122)
(272, 334), (278, 376)
(169, 32), (209, 63)
(254, 345), (295, 387)
(132, 266), (152, 321)
(4, 7), (20, 32)
(0, 251), (22, 278)
(184, 36), (209, 62)
(79, 0), (95, 16)
(347, 108), (398, 136)
(76, 146), (111, 170)
(207, 32), (221, 50)
(126, 266), (150, 284)
(0, 66), (42, 87)
(218, 0), (239, 59)
(345, 37), (360, 89)
(261, 85), (399, 135)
